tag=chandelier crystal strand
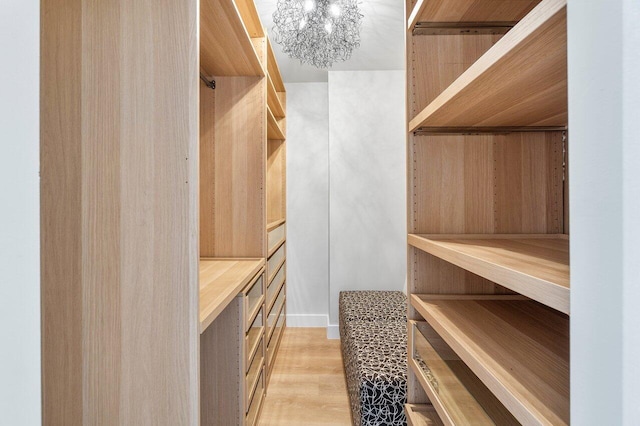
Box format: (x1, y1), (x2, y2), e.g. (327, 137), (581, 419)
(272, 0), (363, 69)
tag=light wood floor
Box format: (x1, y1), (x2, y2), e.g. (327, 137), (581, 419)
(258, 328), (352, 426)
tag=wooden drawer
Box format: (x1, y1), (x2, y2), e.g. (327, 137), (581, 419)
(246, 306), (263, 368)
(266, 262), (285, 309)
(243, 274), (264, 332)
(246, 369), (264, 426)
(267, 223), (286, 255)
(268, 302), (285, 349)
(246, 336), (264, 408)
(267, 243), (285, 283)
(267, 285), (285, 332)
(409, 321), (517, 425)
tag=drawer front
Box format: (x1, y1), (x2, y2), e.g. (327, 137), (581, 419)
(246, 337), (264, 407)
(246, 369), (265, 426)
(267, 223), (286, 254)
(268, 285), (285, 331)
(409, 321), (517, 425)
(244, 274), (264, 332)
(266, 262), (285, 308)
(267, 243), (286, 283)
(246, 307), (263, 367)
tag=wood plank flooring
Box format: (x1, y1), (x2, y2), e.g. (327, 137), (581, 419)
(259, 328), (352, 425)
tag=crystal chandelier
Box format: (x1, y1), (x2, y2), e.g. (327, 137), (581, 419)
(272, 0), (363, 69)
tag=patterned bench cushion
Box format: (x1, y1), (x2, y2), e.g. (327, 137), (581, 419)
(339, 291), (407, 323)
(339, 291), (408, 426)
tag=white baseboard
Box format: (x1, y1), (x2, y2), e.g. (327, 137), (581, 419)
(326, 324), (340, 340)
(286, 314), (328, 328)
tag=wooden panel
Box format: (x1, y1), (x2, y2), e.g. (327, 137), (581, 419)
(267, 140), (286, 223)
(201, 297), (244, 426)
(409, 0), (567, 130)
(199, 258), (265, 332)
(405, 404), (444, 426)
(409, 234), (570, 313)
(41, 0), (199, 423)
(411, 132), (564, 234)
(409, 34), (501, 117)
(200, 76), (266, 258)
(267, 39), (286, 92)
(201, 0), (264, 77)
(412, 295), (570, 425)
(200, 80), (217, 256)
(235, 0), (265, 38)
(408, 0), (540, 29)
(268, 75), (285, 118)
(267, 107), (285, 140)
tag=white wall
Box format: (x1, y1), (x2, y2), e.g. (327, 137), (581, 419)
(0, 0), (41, 424)
(285, 83), (330, 326)
(568, 0), (640, 423)
(327, 70), (406, 332)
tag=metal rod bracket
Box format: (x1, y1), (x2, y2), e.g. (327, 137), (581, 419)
(200, 74), (216, 90)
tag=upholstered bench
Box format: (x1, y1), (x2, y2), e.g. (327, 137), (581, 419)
(339, 291), (408, 426)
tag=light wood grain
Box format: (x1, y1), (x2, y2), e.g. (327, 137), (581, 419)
(267, 140), (286, 223)
(267, 39), (286, 92)
(199, 258), (264, 333)
(266, 306), (286, 383)
(267, 106), (286, 140)
(41, 0), (199, 423)
(412, 295), (570, 425)
(259, 329), (351, 426)
(409, 0), (567, 130)
(268, 74), (286, 118)
(201, 0), (264, 77)
(408, 234), (570, 313)
(267, 218), (286, 232)
(408, 0), (540, 29)
(200, 76), (266, 257)
(235, 0), (265, 38)
(405, 404), (444, 426)
(411, 133), (564, 234)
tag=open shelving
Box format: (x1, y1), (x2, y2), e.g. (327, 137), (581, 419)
(199, 259), (264, 333)
(200, 0), (264, 77)
(405, 404), (444, 426)
(268, 75), (285, 118)
(409, 0), (567, 131)
(408, 0), (540, 30)
(267, 107), (285, 140)
(412, 295), (570, 425)
(408, 234), (570, 314)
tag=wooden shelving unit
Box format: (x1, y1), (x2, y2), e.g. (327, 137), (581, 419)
(268, 75), (285, 118)
(408, 234), (570, 314)
(405, 404), (444, 426)
(199, 259), (265, 333)
(267, 107), (285, 140)
(408, 0), (540, 30)
(409, 0), (567, 131)
(405, 0), (570, 423)
(200, 0), (264, 77)
(412, 295), (570, 425)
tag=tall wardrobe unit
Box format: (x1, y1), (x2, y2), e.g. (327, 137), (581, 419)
(40, 0), (286, 424)
(404, 0), (569, 425)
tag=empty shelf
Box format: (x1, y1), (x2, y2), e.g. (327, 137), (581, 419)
(268, 74), (285, 119)
(267, 107), (285, 140)
(409, 0), (567, 131)
(199, 258), (265, 333)
(408, 234), (569, 314)
(411, 295), (569, 425)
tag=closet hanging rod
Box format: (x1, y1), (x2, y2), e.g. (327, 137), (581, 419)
(413, 22), (516, 36)
(414, 126), (567, 135)
(200, 73), (216, 90)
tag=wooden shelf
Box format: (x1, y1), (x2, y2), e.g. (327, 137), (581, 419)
(199, 258), (265, 333)
(268, 75), (285, 119)
(267, 218), (285, 232)
(409, 0), (567, 131)
(234, 0), (264, 38)
(201, 0), (264, 77)
(405, 404), (444, 426)
(267, 39), (286, 93)
(408, 234), (569, 314)
(411, 295), (569, 426)
(267, 107), (285, 140)
(408, 0), (540, 29)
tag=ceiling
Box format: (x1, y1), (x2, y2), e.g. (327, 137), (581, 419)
(255, 0), (405, 83)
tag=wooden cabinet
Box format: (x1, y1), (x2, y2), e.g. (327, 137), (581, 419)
(405, 0), (569, 424)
